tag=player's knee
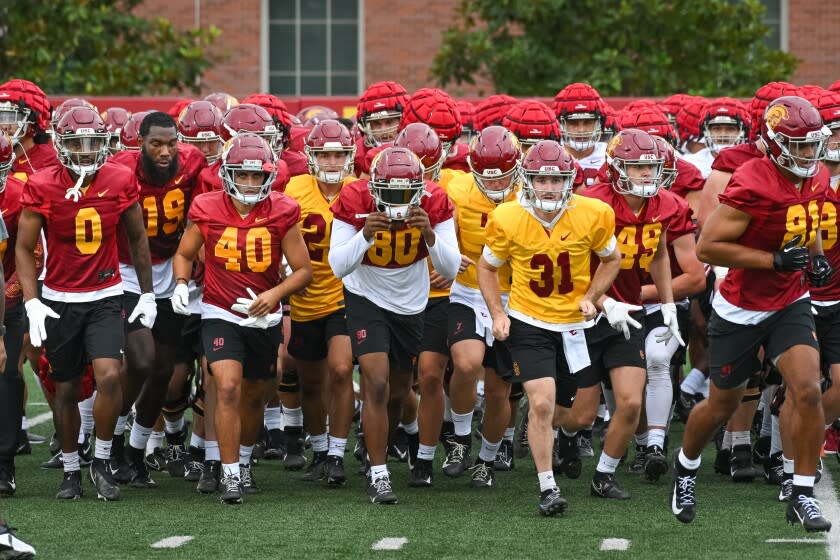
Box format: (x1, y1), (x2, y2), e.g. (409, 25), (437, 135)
(615, 397), (642, 422)
(788, 380), (823, 410)
(450, 353), (480, 381)
(417, 373), (442, 397)
(215, 380), (240, 406)
(328, 361), (353, 384)
(365, 378), (388, 404)
(528, 396), (554, 422)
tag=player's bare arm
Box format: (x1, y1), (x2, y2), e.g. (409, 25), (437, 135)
(172, 222), (204, 283)
(648, 232), (675, 304)
(585, 246), (620, 318)
(697, 169), (730, 229)
(696, 203), (774, 269)
(14, 208), (44, 303)
(641, 233), (706, 301)
(121, 202), (154, 294)
(477, 254), (509, 341)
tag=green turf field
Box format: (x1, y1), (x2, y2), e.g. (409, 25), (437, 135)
(3, 368), (833, 560)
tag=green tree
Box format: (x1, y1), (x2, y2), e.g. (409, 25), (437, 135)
(433, 0), (797, 97)
(0, 0), (220, 95)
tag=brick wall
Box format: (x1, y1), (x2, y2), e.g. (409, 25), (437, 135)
(789, 0), (840, 87)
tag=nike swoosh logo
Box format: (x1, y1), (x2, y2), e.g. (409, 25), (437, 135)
(561, 232), (571, 240)
(98, 189), (109, 197)
(671, 487), (683, 515)
(255, 217), (268, 223)
(174, 176), (184, 185)
(652, 215), (661, 222)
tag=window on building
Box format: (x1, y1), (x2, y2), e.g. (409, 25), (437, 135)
(267, 0), (362, 96)
(760, 0), (787, 51)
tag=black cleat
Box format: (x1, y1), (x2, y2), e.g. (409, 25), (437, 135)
(77, 434), (93, 467)
(730, 444), (756, 482)
(713, 447), (731, 475)
(470, 460), (495, 489)
(89, 459), (121, 501)
(538, 487), (567, 517)
(164, 429), (188, 478)
(644, 445), (668, 482)
(670, 452), (697, 524)
(628, 444), (647, 474)
(49, 433), (60, 456)
(554, 432), (582, 479)
(366, 474), (398, 504)
(240, 463), (260, 494)
(109, 435), (132, 484)
(325, 455), (346, 487)
(219, 474), (243, 504)
(406, 431), (419, 468)
(441, 435), (472, 477)
(283, 427), (307, 470)
(409, 458), (433, 488)
(494, 439), (514, 471)
(591, 472), (630, 500)
(439, 421), (455, 457)
(39, 452), (63, 470)
(145, 448), (167, 472)
(388, 426), (409, 463)
(0, 522), (36, 559)
(14, 431), (30, 456)
(576, 430), (594, 458)
(0, 462), (16, 497)
(778, 475), (793, 502)
(354, 428), (366, 463)
(56, 470), (83, 500)
(765, 451), (784, 485)
(674, 390), (697, 423)
(301, 451), (327, 482)
(786, 494), (832, 532)
(197, 460), (221, 494)
(753, 435), (771, 465)
(126, 446), (156, 488)
(183, 447), (205, 482)
(263, 428), (286, 460)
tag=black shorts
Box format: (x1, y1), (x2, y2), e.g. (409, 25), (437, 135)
(122, 292), (185, 347)
(43, 296), (124, 382)
(288, 309), (348, 361)
(420, 297), (449, 355)
(504, 317), (577, 407)
(447, 302), (505, 370)
(708, 298), (819, 390)
(202, 318), (282, 380)
(176, 313), (203, 364)
(691, 271), (716, 320)
(343, 289), (424, 373)
(576, 312), (647, 389)
(814, 301), (840, 367)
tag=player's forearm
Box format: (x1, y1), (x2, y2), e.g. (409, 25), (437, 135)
(696, 239), (774, 270)
(328, 220), (372, 279)
(427, 219), (460, 279)
(15, 245), (37, 302)
(128, 238), (154, 294)
(587, 256), (620, 307)
(477, 260), (505, 319)
(649, 250), (675, 304)
(172, 253), (194, 284)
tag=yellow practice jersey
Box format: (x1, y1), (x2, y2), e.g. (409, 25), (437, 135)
(484, 196), (615, 325)
(284, 175), (355, 322)
(427, 169), (468, 299)
(448, 176), (515, 291)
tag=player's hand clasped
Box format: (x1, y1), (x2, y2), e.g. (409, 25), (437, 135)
(24, 298), (60, 347)
(231, 287), (282, 329)
(808, 254), (833, 287)
(603, 297), (643, 341)
(362, 211), (392, 241)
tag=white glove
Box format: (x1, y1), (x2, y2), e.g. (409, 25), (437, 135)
(230, 287), (258, 316)
(128, 292), (158, 329)
(238, 312), (283, 329)
(656, 302), (686, 346)
(171, 283), (190, 315)
(603, 297), (643, 341)
(25, 298), (60, 347)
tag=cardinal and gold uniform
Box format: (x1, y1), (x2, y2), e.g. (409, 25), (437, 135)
(284, 174), (355, 361)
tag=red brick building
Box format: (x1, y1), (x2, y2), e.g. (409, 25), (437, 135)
(134, 0), (839, 102)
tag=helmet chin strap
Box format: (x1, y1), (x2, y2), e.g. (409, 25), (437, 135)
(65, 168), (87, 202)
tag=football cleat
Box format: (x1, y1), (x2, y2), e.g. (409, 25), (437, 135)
(197, 460), (221, 494)
(764, 451), (784, 485)
(409, 458), (433, 488)
(49, 432), (60, 455)
(0, 462), (15, 497)
(713, 447), (731, 475)
(263, 428), (286, 460)
(325, 455), (347, 487)
(441, 435), (472, 477)
(786, 494), (832, 532)
(366, 474), (398, 504)
(126, 446), (156, 489)
(240, 463), (260, 494)
(538, 487), (567, 517)
(109, 434), (132, 484)
(40, 452), (63, 470)
(145, 447), (167, 472)
(406, 431), (419, 468)
(56, 470), (83, 500)
(591, 472), (630, 500)
(388, 426), (409, 463)
(670, 452), (697, 524)
(644, 445), (668, 482)
(0, 522), (36, 559)
(283, 427), (307, 470)
(219, 474), (243, 504)
(494, 439), (514, 471)
(14, 431), (30, 456)
(577, 430), (594, 457)
(753, 434), (771, 464)
(778, 476), (793, 502)
(164, 429), (188, 477)
(78, 434), (93, 467)
(729, 444), (756, 482)
(470, 460), (495, 489)
(439, 421), (455, 457)
(554, 432), (582, 479)
(301, 451), (327, 482)
(628, 444), (647, 474)
(89, 459), (121, 501)
(183, 446), (205, 482)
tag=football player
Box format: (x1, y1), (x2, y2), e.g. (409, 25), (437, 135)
(551, 83), (609, 187)
(0, 79), (57, 178)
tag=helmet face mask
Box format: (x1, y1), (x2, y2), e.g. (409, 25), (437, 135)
(521, 140), (576, 215)
(54, 108), (110, 178)
(762, 96), (831, 178)
(361, 113), (401, 147)
(220, 133), (277, 205)
(0, 133), (13, 193)
(0, 103), (31, 145)
(368, 147), (425, 221)
(825, 125), (840, 163)
(606, 129), (664, 198)
(304, 119), (355, 185)
(467, 125), (521, 204)
(560, 114), (602, 151)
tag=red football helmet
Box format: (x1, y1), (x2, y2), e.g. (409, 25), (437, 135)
(651, 135), (677, 190)
(167, 99), (194, 120)
(304, 119), (355, 184)
(221, 104), (278, 151)
(100, 107), (130, 155)
(761, 96), (830, 178)
(119, 110), (150, 151)
(0, 79), (51, 144)
(356, 81), (409, 147)
(606, 129), (664, 197)
(368, 146), (425, 221)
(467, 125), (521, 203)
(395, 122), (444, 181)
(298, 105), (339, 129)
(749, 82), (800, 140)
(601, 103), (620, 143)
(52, 98), (97, 130)
(659, 93), (694, 142)
(699, 97), (750, 155)
(54, 106), (110, 177)
(474, 94), (518, 132)
(400, 88), (462, 152)
(551, 82), (607, 151)
(178, 100), (224, 163)
(675, 97), (707, 148)
(623, 99), (659, 113)
(204, 92), (239, 113)
(618, 106), (676, 145)
(812, 90), (840, 162)
(455, 100), (476, 141)
(501, 100), (561, 149)
(241, 93), (293, 152)
(521, 140), (576, 214)
(220, 132), (277, 205)
(0, 132), (13, 192)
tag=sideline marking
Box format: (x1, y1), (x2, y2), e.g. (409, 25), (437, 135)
(600, 538), (630, 551)
(765, 538), (825, 544)
(372, 538), (408, 551)
(150, 536), (194, 549)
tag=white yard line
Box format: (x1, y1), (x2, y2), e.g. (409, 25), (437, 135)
(765, 538), (826, 544)
(372, 537), (408, 551)
(150, 536), (194, 549)
(25, 411), (53, 428)
(815, 466), (840, 560)
(600, 538), (631, 551)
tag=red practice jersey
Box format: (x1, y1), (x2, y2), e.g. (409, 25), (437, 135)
(189, 190), (300, 318)
(0, 175), (24, 280)
(718, 157), (828, 310)
(711, 142), (764, 174)
(112, 144), (207, 264)
(443, 141), (470, 173)
(583, 183), (683, 305)
(282, 150), (309, 178)
(12, 143), (59, 182)
(22, 163), (138, 293)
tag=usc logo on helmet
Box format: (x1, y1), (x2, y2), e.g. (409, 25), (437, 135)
(765, 104), (789, 130)
(606, 132), (623, 157)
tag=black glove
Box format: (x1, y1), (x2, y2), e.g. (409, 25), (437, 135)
(808, 254), (833, 287)
(772, 235), (809, 272)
